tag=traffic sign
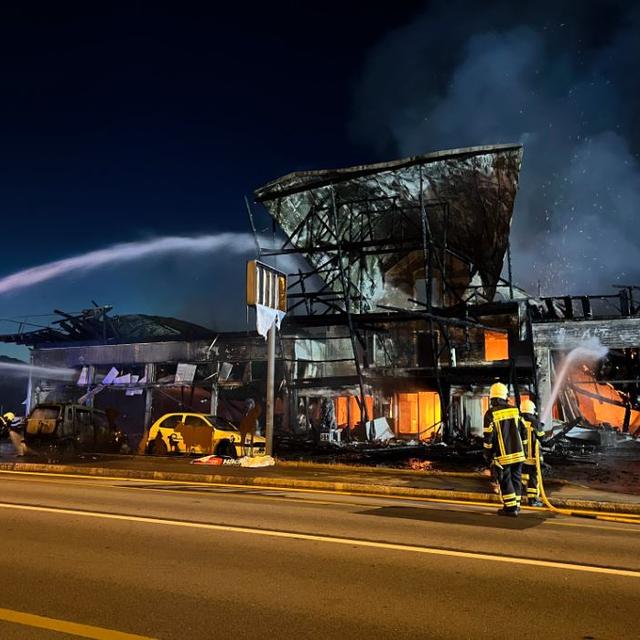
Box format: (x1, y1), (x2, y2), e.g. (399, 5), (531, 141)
(246, 260), (287, 311)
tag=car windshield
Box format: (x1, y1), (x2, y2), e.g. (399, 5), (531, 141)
(30, 406), (61, 421)
(205, 416), (238, 431)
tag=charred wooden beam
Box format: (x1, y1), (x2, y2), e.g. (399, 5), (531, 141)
(376, 304), (509, 334)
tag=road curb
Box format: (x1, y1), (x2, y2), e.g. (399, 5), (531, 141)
(1, 461), (639, 515)
(276, 460), (570, 486)
(276, 459), (488, 478)
(0, 461), (498, 503)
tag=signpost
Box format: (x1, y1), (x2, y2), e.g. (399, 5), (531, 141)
(246, 260), (287, 456)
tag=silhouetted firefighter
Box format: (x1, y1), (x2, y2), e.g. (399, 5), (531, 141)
(483, 383), (527, 517)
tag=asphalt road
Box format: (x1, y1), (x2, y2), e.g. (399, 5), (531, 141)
(0, 471), (638, 639)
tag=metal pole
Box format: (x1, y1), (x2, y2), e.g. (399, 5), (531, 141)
(86, 365), (95, 408)
(507, 240), (514, 300)
(419, 167), (434, 311)
(265, 322), (276, 456)
(329, 187), (370, 432)
(210, 362), (219, 416)
(25, 369), (33, 416)
(245, 195), (262, 258)
(137, 363), (156, 455)
(26, 349), (37, 415)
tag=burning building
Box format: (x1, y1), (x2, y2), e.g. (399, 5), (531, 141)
(251, 143), (536, 443)
(251, 143), (640, 449)
(2, 143), (638, 455)
(531, 293), (640, 442)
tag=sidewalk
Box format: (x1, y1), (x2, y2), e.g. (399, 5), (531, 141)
(2, 452), (640, 514)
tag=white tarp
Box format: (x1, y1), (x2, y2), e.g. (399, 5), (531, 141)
(256, 304), (285, 339)
(102, 367), (119, 385)
(175, 363), (197, 385)
(367, 417), (395, 441)
(218, 362), (233, 381)
(126, 375), (145, 396)
(77, 366), (89, 385)
(240, 455), (275, 468)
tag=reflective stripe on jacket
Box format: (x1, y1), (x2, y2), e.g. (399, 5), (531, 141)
(521, 413), (544, 465)
(483, 405), (526, 466)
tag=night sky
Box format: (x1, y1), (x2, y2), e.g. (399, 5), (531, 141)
(1, 1), (639, 360)
(0, 2), (422, 357)
(0, 3), (422, 254)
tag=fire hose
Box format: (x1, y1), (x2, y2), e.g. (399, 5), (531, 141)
(534, 440), (640, 524)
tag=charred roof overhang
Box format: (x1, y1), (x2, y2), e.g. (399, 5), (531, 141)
(0, 308), (217, 348)
(255, 144), (523, 306)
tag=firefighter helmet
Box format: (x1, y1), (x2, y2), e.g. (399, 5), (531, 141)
(520, 399), (537, 415)
(2, 411), (15, 423)
(489, 382), (509, 401)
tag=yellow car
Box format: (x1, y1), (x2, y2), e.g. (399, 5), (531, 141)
(145, 413), (265, 458)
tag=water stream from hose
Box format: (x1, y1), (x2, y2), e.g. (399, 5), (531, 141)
(0, 361), (76, 380)
(0, 233), (255, 296)
(540, 337), (608, 426)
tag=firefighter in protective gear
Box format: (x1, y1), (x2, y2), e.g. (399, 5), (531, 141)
(519, 399), (545, 507)
(0, 411), (15, 437)
(483, 383), (527, 516)
(1, 411), (26, 455)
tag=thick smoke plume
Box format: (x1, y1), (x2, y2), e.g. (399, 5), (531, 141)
(351, 1), (640, 295)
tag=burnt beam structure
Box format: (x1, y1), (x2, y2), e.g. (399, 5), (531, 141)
(0, 307), (280, 444)
(0, 307), (217, 348)
(253, 145), (526, 440)
(255, 144), (523, 316)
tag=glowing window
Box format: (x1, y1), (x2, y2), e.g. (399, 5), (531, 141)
(334, 395), (374, 429)
(335, 397), (348, 428)
(396, 392), (441, 439)
(348, 396), (374, 428)
(484, 331), (509, 361)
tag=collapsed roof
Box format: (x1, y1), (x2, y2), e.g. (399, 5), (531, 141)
(0, 307), (216, 348)
(255, 144), (523, 308)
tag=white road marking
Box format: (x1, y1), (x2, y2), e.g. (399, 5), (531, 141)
(0, 500), (639, 579)
(2, 470), (640, 532)
(0, 605), (155, 639)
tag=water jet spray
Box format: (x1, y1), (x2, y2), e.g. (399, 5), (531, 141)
(0, 233), (255, 297)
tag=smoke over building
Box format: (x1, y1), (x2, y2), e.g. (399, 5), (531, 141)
(350, 0), (640, 295)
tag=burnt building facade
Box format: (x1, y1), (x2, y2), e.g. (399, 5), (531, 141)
(3, 144), (639, 450)
(253, 144), (537, 442)
(1, 307), (275, 447)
